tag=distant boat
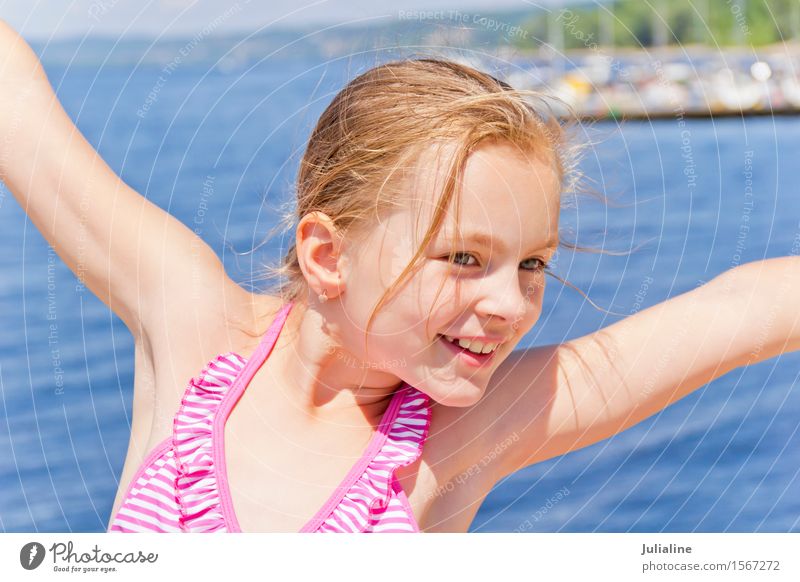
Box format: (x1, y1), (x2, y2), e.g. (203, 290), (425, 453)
(639, 80), (690, 113)
(781, 77), (800, 108)
(550, 71), (593, 112)
(504, 68), (546, 90)
(707, 69), (762, 111)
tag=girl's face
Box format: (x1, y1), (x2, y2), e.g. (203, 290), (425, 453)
(336, 139), (561, 407)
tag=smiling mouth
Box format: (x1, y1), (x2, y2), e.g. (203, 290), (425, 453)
(435, 334), (501, 365)
(437, 334), (503, 353)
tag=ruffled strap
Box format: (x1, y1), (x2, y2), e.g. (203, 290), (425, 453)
(172, 352), (247, 532)
(310, 384), (431, 532)
(366, 386), (431, 519)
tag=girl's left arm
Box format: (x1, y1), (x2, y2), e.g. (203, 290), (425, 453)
(470, 256), (800, 484)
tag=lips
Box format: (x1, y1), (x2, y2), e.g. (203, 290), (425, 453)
(437, 334), (497, 367)
(441, 334), (503, 354)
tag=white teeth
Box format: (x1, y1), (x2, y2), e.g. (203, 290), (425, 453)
(442, 335), (499, 355)
(464, 339), (485, 352)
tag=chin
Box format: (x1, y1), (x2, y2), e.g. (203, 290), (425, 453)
(428, 385), (484, 408)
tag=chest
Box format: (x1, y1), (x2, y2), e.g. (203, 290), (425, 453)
(223, 401), (379, 532)
(115, 341), (493, 533)
(221, 387), (486, 533)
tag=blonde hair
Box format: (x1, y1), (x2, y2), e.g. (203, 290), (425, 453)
(248, 57), (607, 342)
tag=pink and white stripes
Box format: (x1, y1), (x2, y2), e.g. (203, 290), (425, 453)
(307, 392), (430, 533)
(172, 353), (247, 533)
(108, 301), (431, 533)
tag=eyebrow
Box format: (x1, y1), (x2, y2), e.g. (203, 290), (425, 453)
(445, 231), (559, 255)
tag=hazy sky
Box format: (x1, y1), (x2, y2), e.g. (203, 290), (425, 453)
(2, 0), (582, 40)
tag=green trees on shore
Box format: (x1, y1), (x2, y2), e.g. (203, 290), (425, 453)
(514, 0), (800, 49)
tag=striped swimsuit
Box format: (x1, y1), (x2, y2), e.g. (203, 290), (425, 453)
(108, 301), (432, 533)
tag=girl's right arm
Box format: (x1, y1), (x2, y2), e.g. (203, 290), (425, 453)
(0, 20), (244, 343)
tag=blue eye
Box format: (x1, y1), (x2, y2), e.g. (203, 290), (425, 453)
(521, 257), (549, 272)
(445, 253), (549, 272)
(448, 252), (478, 267)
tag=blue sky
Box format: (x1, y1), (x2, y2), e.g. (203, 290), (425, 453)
(1, 0), (588, 40)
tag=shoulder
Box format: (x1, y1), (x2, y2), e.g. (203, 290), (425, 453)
(144, 288), (287, 435)
(225, 291), (295, 356)
(152, 266), (287, 354)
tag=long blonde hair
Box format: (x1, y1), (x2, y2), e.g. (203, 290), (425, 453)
(250, 57), (602, 342)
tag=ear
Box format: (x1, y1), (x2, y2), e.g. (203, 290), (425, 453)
(296, 211), (345, 300)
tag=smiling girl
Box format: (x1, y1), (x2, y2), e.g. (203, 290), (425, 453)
(1, 20), (798, 533)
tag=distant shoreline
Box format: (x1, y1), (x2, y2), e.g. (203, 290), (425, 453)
(581, 107), (800, 121)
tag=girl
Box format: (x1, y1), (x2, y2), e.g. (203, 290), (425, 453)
(1, 20), (798, 533)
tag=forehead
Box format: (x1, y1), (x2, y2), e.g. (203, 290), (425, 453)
(402, 139), (561, 245)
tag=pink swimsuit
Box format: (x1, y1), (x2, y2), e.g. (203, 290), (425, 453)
(108, 301), (431, 533)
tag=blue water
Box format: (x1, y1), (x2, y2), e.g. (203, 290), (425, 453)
(1, 57), (798, 533)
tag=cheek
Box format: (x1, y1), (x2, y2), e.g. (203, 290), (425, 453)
(385, 259), (454, 310)
(511, 281), (544, 328)
(530, 285), (545, 308)
(524, 275), (546, 303)
(379, 231), (420, 285)
(384, 247), (414, 283)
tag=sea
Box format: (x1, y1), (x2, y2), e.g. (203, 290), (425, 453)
(1, 54), (798, 533)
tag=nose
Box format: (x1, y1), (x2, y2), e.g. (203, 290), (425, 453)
(472, 264), (543, 324)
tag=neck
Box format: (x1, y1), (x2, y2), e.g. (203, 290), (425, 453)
(256, 299), (402, 429)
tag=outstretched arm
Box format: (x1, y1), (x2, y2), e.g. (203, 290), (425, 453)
(464, 256), (800, 483)
(0, 20), (241, 340)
